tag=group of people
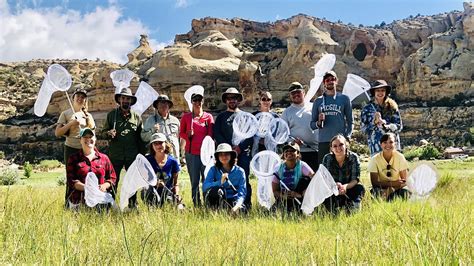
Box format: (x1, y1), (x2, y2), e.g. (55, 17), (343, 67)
(58, 69), (408, 214)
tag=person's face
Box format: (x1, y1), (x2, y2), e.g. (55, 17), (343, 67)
(192, 96), (203, 109)
(374, 88), (387, 101)
(225, 95), (240, 110)
(284, 148), (298, 161)
(330, 138), (347, 156)
(73, 93), (87, 105)
(289, 89), (305, 104)
(157, 101), (170, 116)
(381, 136), (396, 152)
(323, 76), (338, 90)
(218, 152), (231, 165)
(119, 95), (133, 110)
(80, 134), (95, 150)
(152, 141), (166, 153)
(259, 96), (272, 110)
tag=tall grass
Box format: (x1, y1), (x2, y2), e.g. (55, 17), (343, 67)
(1, 160), (473, 264)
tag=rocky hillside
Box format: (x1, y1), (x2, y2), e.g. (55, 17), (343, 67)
(0, 3), (473, 162)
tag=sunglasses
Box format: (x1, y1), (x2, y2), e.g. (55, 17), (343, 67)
(284, 149), (297, 153)
(331, 143), (345, 149)
(290, 90), (302, 95)
(260, 98), (271, 102)
(226, 96), (238, 101)
(386, 164), (392, 177)
(324, 77), (337, 82)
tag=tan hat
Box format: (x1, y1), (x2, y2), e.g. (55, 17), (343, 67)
(323, 70), (338, 80)
(153, 95), (174, 109)
(114, 88), (137, 105)
(214, 143), (237, 159)
(221, 87), (243, 103)
(288, 82), (304, 92)
(370, 80), (392, 97)
(259, 91), (272, 100)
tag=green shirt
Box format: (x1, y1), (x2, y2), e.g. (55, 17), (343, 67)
(102, 108), (143, 162)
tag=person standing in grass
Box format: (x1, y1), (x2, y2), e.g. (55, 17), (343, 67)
(66, 128), (116, 210)
(321, 134), (365, 213)
(102, 87), (144, 199)
(368, 133), (410, 201)
(179, 91), (214, 207)
(272, 142), (314, 213)
(252, 91), (279, 156)
(55, 86), (95, 206)
(202, 143), (247, 214)
(141, 133), (183, 208)
(361, 80), (402, 155)
(142, 95), (181, 162)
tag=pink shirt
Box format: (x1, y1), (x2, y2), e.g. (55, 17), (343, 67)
(179, 112), (214, 155)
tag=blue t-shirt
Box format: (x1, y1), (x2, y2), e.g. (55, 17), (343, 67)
(145, 154), (181, 188)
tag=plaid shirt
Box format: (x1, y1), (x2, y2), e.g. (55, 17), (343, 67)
(321, 150), (360, 184)
(66, 148), (117, 205)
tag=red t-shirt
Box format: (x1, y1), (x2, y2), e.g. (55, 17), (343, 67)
(179, 112), (214, 155)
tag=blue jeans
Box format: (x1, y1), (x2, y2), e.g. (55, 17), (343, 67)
(185, 153), (204, 207)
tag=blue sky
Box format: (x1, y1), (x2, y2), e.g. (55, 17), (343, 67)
(1, 0), (467, 63)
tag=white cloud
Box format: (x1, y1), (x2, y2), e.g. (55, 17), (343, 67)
(175, 0), (188, 8)
(0, 1), (162, 63)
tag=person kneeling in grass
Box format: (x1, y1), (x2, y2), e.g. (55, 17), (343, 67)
(141, 133), (183, 208)
(202, 143), (247, 214)
(272, 142), (314, 213)
(66, 128), (116, 210)
(368, 133), (410, 201)
(321, 134), (365, 213)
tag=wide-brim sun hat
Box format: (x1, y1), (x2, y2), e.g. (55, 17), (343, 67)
(221, 87), (243, 103)
(214, 143), (237, 159)
(153, 95), (174, 109)
(370, 80), (392, 97)
(114, 87), (137, 105)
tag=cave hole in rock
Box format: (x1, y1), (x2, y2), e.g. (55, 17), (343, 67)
(353, 43), (367, 61)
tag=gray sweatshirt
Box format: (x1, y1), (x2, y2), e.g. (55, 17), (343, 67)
(281, 103), (319, 152)
(310, 92), (353, 142)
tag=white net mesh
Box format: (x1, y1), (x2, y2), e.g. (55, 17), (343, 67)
(232, 111), (258, 146)
(110, 69), (134, 93)
(34, 64), (72, 117)
(301, 165), (338, 215)
(131, 81), (159, 116)
(406, 163), (438, 198)
(84, 172), (115, 207)
(342, 73), (371, 102)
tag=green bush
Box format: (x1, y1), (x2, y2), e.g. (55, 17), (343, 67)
(0, 150), (5, 159)
(1, 168), (19, 185)
(57, 175), (66, 186)
(403, 145), (441, 161)
(23, 161), (33, 179)
(37, 160), (62, 171)
(350, 142), (370, 156)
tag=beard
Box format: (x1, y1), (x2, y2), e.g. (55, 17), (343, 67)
(121, 103), (130, 110)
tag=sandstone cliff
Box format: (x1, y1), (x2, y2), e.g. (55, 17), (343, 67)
(0, 5), (473, 162)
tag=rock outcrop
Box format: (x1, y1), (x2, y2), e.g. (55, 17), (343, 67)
(0, 5), (473, 162)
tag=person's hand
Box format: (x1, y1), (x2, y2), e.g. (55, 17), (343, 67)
(318, 113), (325, 123)
(391, 179), (406, 188)
(108, 129), (117, 139)
(386, 124), (397, 131)
(288, 191), (302, 199)
(337, 182), (347, 195)
(69, 118), (80, 127)
(221, 173), (228, 185)
(187, 129), (194, 138)
(153, 124), (161, 132)
(157, 180), (165, 187)
(231, 204), (241, 214)
(98, 182), (111, 192)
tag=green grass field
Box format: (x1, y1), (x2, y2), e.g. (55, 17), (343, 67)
(1, 159), (473, 264)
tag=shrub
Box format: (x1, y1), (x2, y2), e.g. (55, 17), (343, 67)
(350, 143), (370, 156)
(57, 175), (66, 186)
(37, 160), (62, 171)
(1, 168), (19, 185)
(403, 145), (441, 161)
(0, 151), (4, 159)
(23, 161), (33, 179)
